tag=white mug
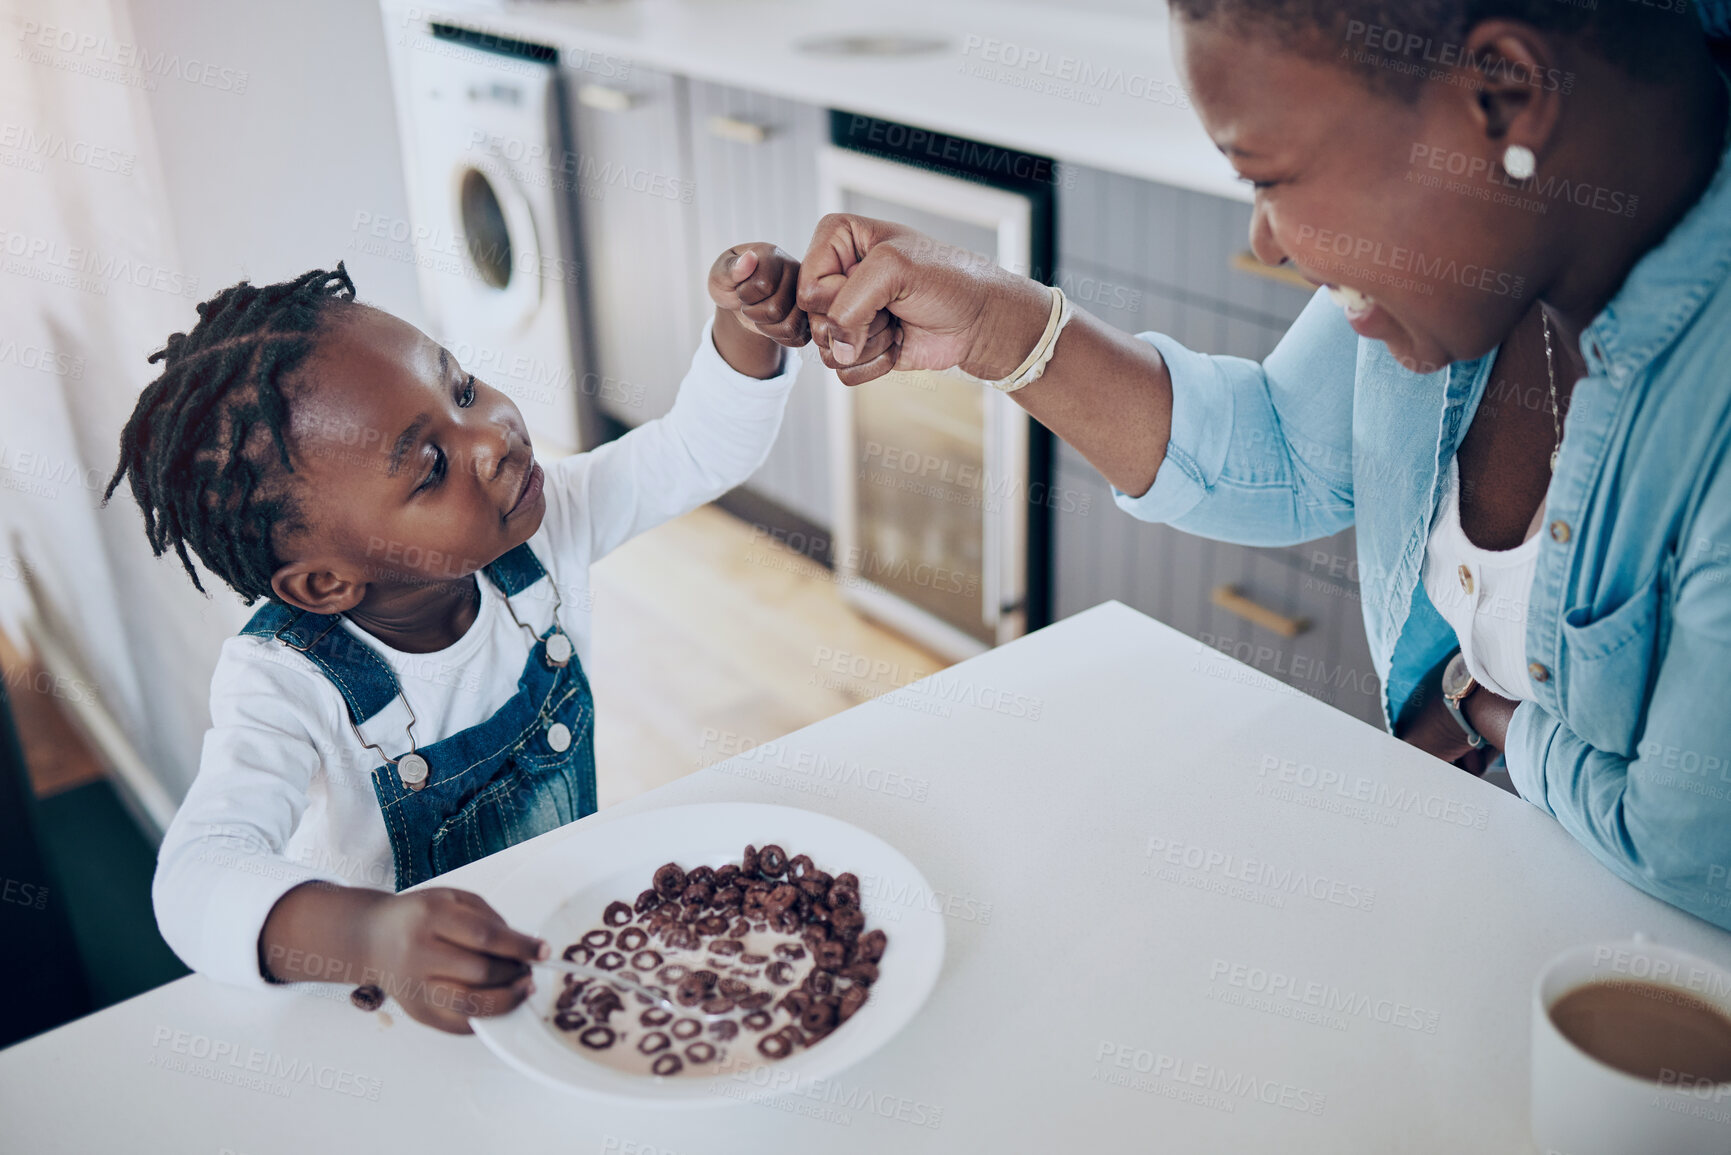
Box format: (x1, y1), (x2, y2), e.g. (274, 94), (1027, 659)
(1531, 937), (1731, 1155)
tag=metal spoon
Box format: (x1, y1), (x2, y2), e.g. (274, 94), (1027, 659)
(533, 958), (737, 1022)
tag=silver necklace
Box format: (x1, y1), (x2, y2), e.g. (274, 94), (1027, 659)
(1541, 310), (1562, 471)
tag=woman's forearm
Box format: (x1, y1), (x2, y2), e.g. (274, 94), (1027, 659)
(1464, 689), (1519, 754)
(966, 274), (1175, 498)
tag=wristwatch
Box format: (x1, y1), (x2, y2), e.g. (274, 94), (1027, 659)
(1441, 652), (1485, 749)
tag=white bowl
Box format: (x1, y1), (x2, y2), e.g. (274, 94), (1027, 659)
(471, 803), (946, 1105)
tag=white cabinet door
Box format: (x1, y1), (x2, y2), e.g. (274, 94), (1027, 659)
(565, 65), (701, 426)
(684, 80), (832, 530)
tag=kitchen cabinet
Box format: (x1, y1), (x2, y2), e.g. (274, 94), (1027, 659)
(564, 63), (702, 427)
(683, 80), (833, 532)
(1050, 163), (1383, 726)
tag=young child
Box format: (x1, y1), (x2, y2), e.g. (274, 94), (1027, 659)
(107, 242), (851, 1032)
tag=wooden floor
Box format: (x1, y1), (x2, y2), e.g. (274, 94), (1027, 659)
(589, 505), (949, 807)
(4, 505), (950, 811)
(0, 626), (103, 798)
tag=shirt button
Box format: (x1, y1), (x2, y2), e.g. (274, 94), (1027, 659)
(547, 722), (573, 753)
(1549, 520), (1571, 544)
(1458, 564), (1474, 595)
(1528, 662), (1551, 683)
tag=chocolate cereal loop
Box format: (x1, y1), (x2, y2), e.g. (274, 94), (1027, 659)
(637, 1031), (671, 1054)
(651, 1053), (683, 1077)
(759, 844), (788, 877)
(578, 1025), (616, 1050)
(653, 863), (686, 897)
(856, 929), (887, 963)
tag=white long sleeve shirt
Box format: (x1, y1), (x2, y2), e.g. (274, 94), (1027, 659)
(153, 322), (796, 988)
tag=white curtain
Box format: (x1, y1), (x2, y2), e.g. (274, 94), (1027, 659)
(1, 0), (250, 832)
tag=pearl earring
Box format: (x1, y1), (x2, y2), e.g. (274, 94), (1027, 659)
(1502, 144), (1536, 181)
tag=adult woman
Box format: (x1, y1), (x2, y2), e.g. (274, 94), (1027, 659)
(797, 3), (1731, 926)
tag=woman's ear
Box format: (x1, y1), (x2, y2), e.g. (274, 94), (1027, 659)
(270, 562), (366, 616)
(1459, 20), (1567, 171)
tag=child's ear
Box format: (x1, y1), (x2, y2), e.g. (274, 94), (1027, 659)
(270, 563), (366, 617)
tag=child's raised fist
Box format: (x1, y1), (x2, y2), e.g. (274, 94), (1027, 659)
(709, 243), (809, 348)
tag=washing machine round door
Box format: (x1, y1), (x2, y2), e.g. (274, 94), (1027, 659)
(448, 154), (545, 337)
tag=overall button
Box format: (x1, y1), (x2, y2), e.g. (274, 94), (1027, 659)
(1528, 662), (1551, 684)
(545, 632), (573, 667)
(398, 752), (430, 789)
(546, 722), (573, 753)
(1549, 520), (1571, 544)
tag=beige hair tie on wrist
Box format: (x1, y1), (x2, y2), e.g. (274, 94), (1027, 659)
(973, 285), (1072, 393)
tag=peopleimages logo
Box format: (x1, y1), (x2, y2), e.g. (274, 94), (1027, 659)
(1340, 20), (1573, 95)
(148, 1027), (382, 1100)
(1207, 958), (1441, 1033)
(1143, 835), (1377, 912)
(1293, 224), (1525, 300)
(1092, 1041), (1327, 1116)
(15, 20), (249, 93)
(1256, 755), (1489, 830)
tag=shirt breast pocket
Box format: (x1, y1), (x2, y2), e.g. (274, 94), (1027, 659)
(1558, 568), (1665, 759)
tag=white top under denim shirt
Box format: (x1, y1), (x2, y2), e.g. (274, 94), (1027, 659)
(1116, 137), (1731, 930)
(1421, 459), (1540, 702)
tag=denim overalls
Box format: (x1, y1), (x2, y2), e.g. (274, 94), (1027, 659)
(241, 544), (596, 891)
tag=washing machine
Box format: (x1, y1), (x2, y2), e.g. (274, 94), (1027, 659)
(386, 18), (588, 457)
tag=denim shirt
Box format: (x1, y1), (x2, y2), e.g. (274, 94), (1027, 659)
(1117, 140), (1731, 930)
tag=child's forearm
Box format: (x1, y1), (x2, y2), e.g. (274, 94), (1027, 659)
(257, 880), (390, 984)
(255, 880), (541, 1032)
(711, 306), (787, 379)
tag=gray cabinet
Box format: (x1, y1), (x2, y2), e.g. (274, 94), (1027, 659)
(1051, 164), (1383, 727)
(564, 65), (702, 426)
(683, 80), (832, 530)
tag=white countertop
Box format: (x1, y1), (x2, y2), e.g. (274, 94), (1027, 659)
(4, 601), (1727, 1151)
(381, 0), (1250, 202)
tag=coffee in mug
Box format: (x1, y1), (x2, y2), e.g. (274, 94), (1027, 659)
(1549, 980), (1731, 1086)
(1531, 938), (1731, 1155)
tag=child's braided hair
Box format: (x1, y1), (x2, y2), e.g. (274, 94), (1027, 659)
(103, 264), (357, 604)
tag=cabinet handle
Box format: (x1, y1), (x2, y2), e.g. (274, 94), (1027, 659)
(1229, 250), (1315, 292)
(1211, 585), (1311, 638)
(578, 84), (642, 113)
(706, 115), (772, 145)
